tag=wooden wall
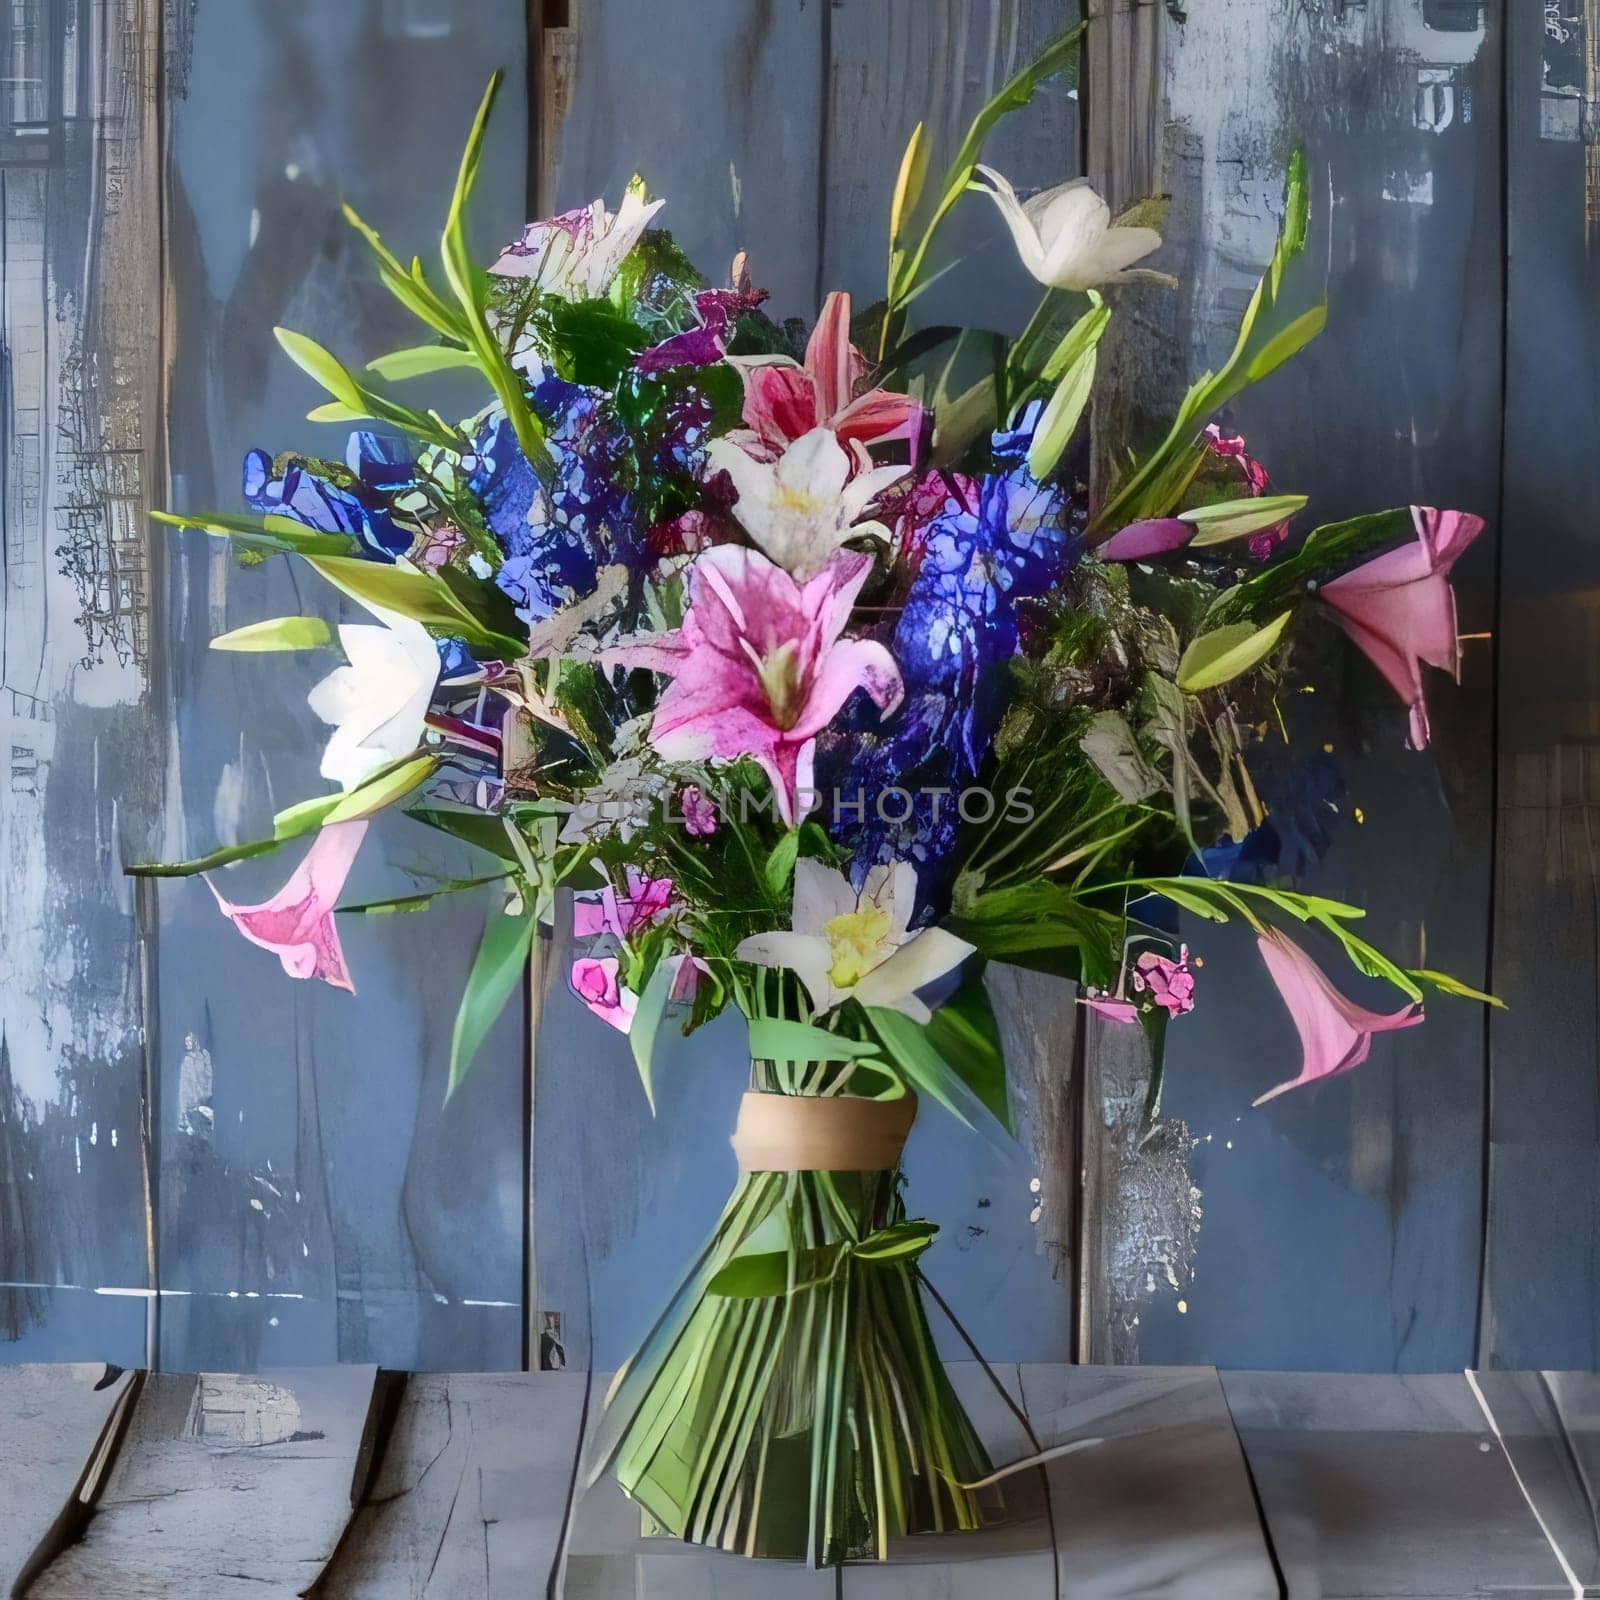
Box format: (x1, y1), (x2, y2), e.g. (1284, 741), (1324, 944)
(0, 0), (1589, 1378)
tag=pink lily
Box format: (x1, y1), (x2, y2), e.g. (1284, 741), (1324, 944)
(1252, 928), (1423, 1106)
(1098, 518), (1192, 563)
(571, 956), (638, 1032)
(205, 821), (368, 993)
(730, 290), (922, 463)
(608, 546), (902, 826)
(574, 869), (676, 940)
(1082, 995), (1139, 1025)
(1318, 506), (1485, 749)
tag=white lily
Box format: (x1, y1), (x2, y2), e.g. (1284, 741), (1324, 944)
(307, 603), (440, 792)
(705, 428), (906, 579)
(972, 166), (1162, 291)
(736, 860), (974, 1025)
(490, 182), (664, 301)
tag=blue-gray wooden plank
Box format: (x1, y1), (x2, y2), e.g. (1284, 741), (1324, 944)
(823, 0), (1082, 1366)
(1094, 0), (1501, 1371)
(532, 0), (828, 1374)
(0, 0), (161, 1367)
(1481, 0), (1600, 1371)
(156, 0), (530, 1371)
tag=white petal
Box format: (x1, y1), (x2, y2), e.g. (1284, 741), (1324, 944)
(1032, 182), (1107, 256)
(777, 427), (851, 502)
(792, 859), (856, 934)
(734, 930), (835, 1013)
(972, 164), (1049, 282)
(849, 926), (974, 1012)
(1082, 224), (1163, 280)
(839, 462), (910, 524)
(884, 861), (919, 944)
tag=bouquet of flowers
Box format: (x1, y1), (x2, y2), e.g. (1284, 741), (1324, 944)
(136, 30), (1493, 1566)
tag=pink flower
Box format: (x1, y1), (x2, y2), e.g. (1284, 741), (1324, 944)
(1318, 506), (1485, 749)
(730, 291), (922, 464)
(1133, 945), (1196, 1016)
(607, 546), (902, 825)
(570, 956), (637, 1032)
(1252, 928), (1423, 1106)
(573, 869), (676, 941)
(680, 785), (719, 836)
(1098, 518), (1192, 562)
(205, 821), (368, 993)
(1082, 995), (1139, 1024)
(1203, 427), (1287, 558)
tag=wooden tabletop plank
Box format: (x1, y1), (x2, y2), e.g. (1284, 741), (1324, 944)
(25, 1367), (375, 1600)
(1223, 1370), (1580, 1598)
(310, 1370), (588, 1599)
(1023, 1364), (1279, 1598)
(0, 1364), (137, 1596)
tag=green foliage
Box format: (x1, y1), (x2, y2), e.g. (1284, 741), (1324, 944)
(447, 899), (539, 1100)
(209, 616), (334, 652)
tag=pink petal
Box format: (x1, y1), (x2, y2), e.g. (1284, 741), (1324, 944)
(206, 820), (368, 993)
(1098, 519), (1192, 562)
(832, 388), (924, 452)
(1252, 929), (1422, 1105)
(740, 363), (817, 451)
(792, 637), (904, 737)
(570, 956), (637, 1033)
(1083, 996), (1139, 1024)
(804, 290), (862, 420)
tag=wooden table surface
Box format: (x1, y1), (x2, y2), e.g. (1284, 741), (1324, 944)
(1, 1363), (1594, 1598)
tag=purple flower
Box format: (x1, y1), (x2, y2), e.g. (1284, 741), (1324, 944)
(242, 432), (415, 559)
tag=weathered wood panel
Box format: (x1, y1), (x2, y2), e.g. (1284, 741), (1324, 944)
(1087, 0), (1502, 1370)
(27, 1365), (376, 1599)
(156, 0), (530, 1371)
(1481, 0), (1600, 1372)
(1224, 1370), (1590, 1598)
(823, 0), (1082, 1366)
(310, 1369), (588, 1598)
(532, 0), (827, 1374)
(0, 0), (162, 1366)
(0, 1362), (135, 1594)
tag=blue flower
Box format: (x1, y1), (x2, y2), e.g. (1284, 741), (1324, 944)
(828, 416), (1083, 912)
(242, 432), (415, 560)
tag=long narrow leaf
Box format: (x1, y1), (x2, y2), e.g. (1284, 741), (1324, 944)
(447, 902), (537, 1100)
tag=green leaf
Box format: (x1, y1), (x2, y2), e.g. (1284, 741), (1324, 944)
(274, 326), (362, 406)
(867, 1006), (1003, 1135)
(707, 1245), (842, 1298)
(306, 402), (370, 425)
(852, 1220), (939, 1262)
(1079, 710), (1162, 803)
(946, 878), (1123, 987)
(126, 786), (346, 878)
(746, 1018), (882, 1065)
(322, 752), (439, 824)
(210, 615), (334, 652)
(447, 903), (537, 1100)
(547, 299), (648, 387)
(407, 805), (525, 861)
(1142, 880), (1231, 922)
(629, 955), (679, 1112)
(1176, 610), (1293, 692)
(763, 829), (800, 900)
(1180, 493), (1307, 547)
(151, 508), (359, 559)
(306, 555), (525, 659)
(1409, 968), (1506, 1009)
(1027, 340), (1098, 479)
(337, 872), (509, 915)
(440, 73), (551, 480)
(923, 966), (1011, 1133)
(1093, 147), (1320, 534)
(342, 203), (467, 340)
(366, 343), (479, 381)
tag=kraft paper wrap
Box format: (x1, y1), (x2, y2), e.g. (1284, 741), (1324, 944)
(731, 1091), (917, 1173)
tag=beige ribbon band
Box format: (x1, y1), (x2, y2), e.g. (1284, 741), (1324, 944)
(731, 1091), (918, 1173)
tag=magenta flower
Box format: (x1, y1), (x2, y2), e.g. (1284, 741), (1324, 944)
(680, 785), (719, 837)
(1318, 506), (1485, 749)
(608, 546), (903, 825)
(1082, 995), (1139, 1024)
(730, 290), (922, 464)
(1252, 928), (1423, 1106)
(573, 869), (675, 940)
(571, 956), (637, 1032)
(1133, 945), (1196, 1016)
(205, 821), (368, 994)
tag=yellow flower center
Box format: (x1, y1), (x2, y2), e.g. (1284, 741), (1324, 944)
(825, 906), (893, 989)
(752, 639), (805, 730)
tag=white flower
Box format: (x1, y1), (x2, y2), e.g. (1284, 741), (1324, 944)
(705, 428), (906, 579)
(972, 166), (1162, 291)
(490, 183), (664, 301)
(307, 603), (439, 792)
(735, 860), (974, 1024)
